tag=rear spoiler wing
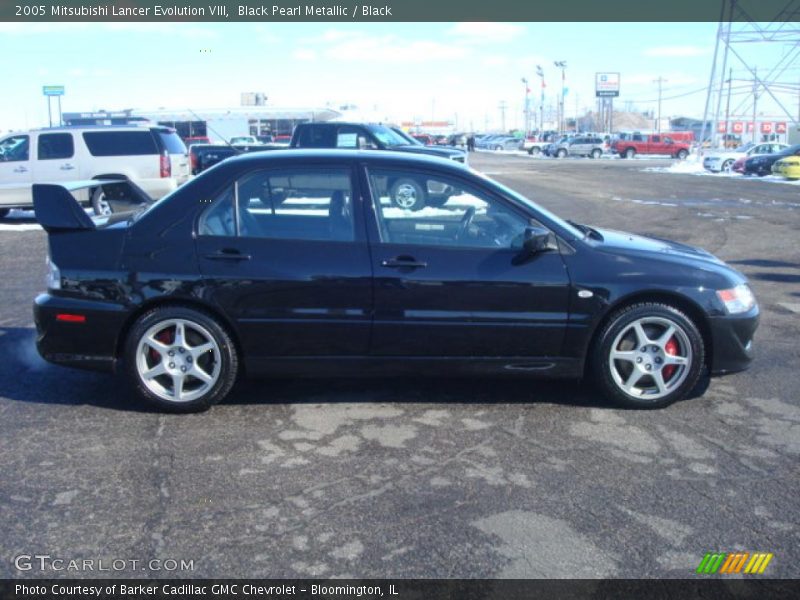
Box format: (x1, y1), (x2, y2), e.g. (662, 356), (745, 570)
(33, 179), (153, 232)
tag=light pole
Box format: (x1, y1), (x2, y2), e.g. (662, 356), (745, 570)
(521, 77), (530, 136)
(536, 65), (545, 137)
(653, 76), (667, 133)
(554, 61), (567, 134)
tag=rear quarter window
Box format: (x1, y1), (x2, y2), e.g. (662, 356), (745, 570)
(157, 131), (187, 154)
(82, 131), (159, 156)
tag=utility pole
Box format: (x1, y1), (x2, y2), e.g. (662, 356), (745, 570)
(554, 60), (567, 134)
(724, 67), (733, 147)
(521, 78), (530, 136)
(752, 67), (758, 144)
(498, 101), (507, 132)
(653, 76), (667, 134)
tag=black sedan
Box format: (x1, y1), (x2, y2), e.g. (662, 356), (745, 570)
(33, 151), (758, 412)
(743, 143), (800, 176)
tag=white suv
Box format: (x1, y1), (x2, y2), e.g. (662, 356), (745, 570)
(0, 125), (190, 216)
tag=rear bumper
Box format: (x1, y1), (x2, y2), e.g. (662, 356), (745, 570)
(33, 293), (129, 373)
(709, 306), (759, 375)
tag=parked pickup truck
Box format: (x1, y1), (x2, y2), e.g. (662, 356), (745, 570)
(190, 122), (468, 175)
(611, 134), (691, 159)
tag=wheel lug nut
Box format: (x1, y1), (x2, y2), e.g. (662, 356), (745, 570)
(169, 362), (175, 368)
(187, 357), (192, 363)
(652, 346), (659, 352)
(655, 357), (663, 364)
(181, 366), (187, 372)
(168, 351), (174, 356)
(640, 347), (647, 352)
(645, 364), (652, 371)
(636, 357), (642, 363)
(179, 347), (185, 353)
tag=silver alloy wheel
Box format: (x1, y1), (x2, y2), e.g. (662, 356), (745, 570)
(394, 183), (418, 209)
(93, 191), (112, 216)
(608, 316), (692, 401)
(722, 159), (734, 172)
(135, 318), (221, 403)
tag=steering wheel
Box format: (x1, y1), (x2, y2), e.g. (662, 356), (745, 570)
(455, 206), (476, 241)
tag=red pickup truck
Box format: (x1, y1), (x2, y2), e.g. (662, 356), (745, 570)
(612, 134), (691, 159)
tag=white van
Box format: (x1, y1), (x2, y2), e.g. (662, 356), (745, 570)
(0, 125), (190, 216)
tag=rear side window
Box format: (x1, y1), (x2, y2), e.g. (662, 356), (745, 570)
(38, 133), (74, 160)
(157, 131), (187, 155)
(294, 126), (337, 148)
(82, 131), (159, 156)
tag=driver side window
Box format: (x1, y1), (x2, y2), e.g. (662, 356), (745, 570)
(0, 135), (30, 162)
(368, 168), (531, 250)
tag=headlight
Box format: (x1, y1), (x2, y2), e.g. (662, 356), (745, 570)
(717, 284), (755, 314)
(46, 255), (61, 290)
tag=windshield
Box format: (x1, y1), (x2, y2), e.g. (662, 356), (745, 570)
(780, 144), (800, 156)
(368, 125), (409, 147)
(392, 128), (422, 146)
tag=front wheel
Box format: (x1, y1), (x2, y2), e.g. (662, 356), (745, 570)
(624, 148), (636, 159)
(591, 148), (602, 159)
(556, 149), (567, 158)
(91, 187), (112, 216)
(592, 303), (705, 409)
(124, 306), (239, 412)
(494, 145), (503, 151)
(721, 159), (734, 172)
(0, 208), (9, 219)
(528, 146), (541, 156)
(676, 149), (689, 160)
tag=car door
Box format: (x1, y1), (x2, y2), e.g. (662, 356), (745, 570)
(0, 134), (32, 208)
(31, 132), (78, 185)
(195, 162), (373, 360)
(363, 164), (571, 358)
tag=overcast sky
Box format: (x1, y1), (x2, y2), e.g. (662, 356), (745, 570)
(2, 21), (795, 131)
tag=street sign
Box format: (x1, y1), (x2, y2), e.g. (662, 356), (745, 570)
(776, 122), (787, 134)
(761, 122), (773, 134)
(732, 121), (744, 134)
(595, 73), (620, 97)
(42, 85), (65, 96)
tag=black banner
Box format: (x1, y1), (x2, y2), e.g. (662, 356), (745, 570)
(2, 579), (800, 600)
(3, 0), (800, 22)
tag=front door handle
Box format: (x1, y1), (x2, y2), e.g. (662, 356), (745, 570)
(60, 164), (75, 171)
(13, 166), (27, 173)
(381, 256), (428, 269)
(204, 249), (252, 261)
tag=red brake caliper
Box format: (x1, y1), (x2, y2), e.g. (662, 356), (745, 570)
(149, 329), (173, 362)
(663, 337), (679, 380)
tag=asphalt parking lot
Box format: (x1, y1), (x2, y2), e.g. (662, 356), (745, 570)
(1, 152), (798, 579)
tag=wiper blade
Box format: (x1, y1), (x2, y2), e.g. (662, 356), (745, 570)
(567, 220), (603, 241)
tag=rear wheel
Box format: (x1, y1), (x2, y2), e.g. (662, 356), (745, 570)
(591, 148), (602, 159)
(624, 148), (636, 159)
(556, 148), (567, 158)
(494, 145), (503, 151)
(124, 306), (239, 412)
(676, 149), (689, 160)
(390, 178), (426, 211)
(91, 187), (112, 216)
(592, 303), (704, 409)
(0, 208), (9, 219)
(528, 146), (541, 156)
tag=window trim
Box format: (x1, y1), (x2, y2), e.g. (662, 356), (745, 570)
(37, 132), (75, 161)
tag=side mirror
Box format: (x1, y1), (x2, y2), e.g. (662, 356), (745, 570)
(517, 226), (557, 262)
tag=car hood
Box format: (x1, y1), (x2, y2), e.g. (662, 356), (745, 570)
(394, 145), (465, 159)
(775, 156), (800, 164)
(593, 227), (726, 267)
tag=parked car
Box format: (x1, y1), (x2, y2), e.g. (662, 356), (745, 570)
(771, 153), (800, 180)
(0, 125), (190, 217)
(522, 137), (547, 156)
(412, 134), (434, 145)
(183, 136), (211, 145)
(544, 136), (573, 157)
(612, 134), (691, 159)
(703, 142), (788, 173)
(33, 150), (758, 412)
(731, 156), (747, 174)
(553, 136), (606, 159)
(487, 136), (523, 151)
(743, 144), (800, 177)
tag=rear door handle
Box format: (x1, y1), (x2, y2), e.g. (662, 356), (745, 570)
(381, 257), (428, 269)
(204, 249), (252, 261)
(60, 164), (75, 171)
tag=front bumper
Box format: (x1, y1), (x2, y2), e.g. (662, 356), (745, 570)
(772, 163), (800, 179)
(708, 305), (759, 375)
(34, 293), (128, 373)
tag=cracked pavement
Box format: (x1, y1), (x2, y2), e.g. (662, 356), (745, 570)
(0, 153), (798, 578)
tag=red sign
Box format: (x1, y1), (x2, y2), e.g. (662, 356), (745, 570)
(761, 122), (773, 134)
(746, 122), (755, 133)
(717, 122), (727, 133)
(776, 122), (787, 134)
(732, 121), (744, 134)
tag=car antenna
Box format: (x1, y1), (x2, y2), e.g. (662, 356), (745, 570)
(185, 107), (242, 154)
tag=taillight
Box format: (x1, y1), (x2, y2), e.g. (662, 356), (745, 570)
(190, 151), (197, 171)
(160, 151), (171, 178)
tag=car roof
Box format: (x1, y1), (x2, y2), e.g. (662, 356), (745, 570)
(226, 148), (467, 169)
(21, 125), (171, 134)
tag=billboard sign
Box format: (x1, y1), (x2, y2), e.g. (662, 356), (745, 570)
(595, 72), (620, 97)
(43, 85), (65, 96)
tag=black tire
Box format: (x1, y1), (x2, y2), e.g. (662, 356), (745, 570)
(556, 148), (567, 158)
(494, 145), (503, 151)
(676, 149), (689, 160)
(624, 148), (636, 159)
(123, 305), (239, 412)
(91, 187), (112, 216)
(721, 159), (734, 172)
(426, 195), (449, 208)
(591, 302), (705, 409)
(389, 178), (426, 211)
(0, 208), (9, 219)
(591, 148), (602, 159)
(528, 146), (541, 156)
